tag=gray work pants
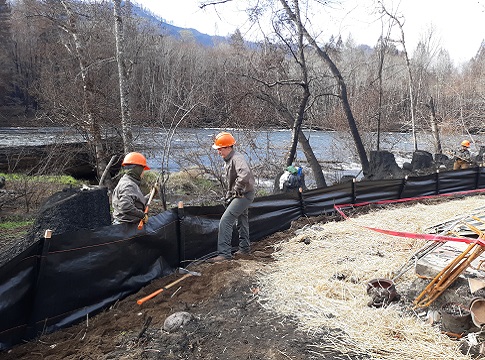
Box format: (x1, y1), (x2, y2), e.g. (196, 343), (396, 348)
(217, 190), (255, 258)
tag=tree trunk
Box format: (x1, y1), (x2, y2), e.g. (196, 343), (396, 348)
(279, 0), (370, 176)
(297, 129), (326, 188)
(257, 92), (327, 187)
(380, 4), (418, 151)
(429, 97), (442, 154)
(113, 0), (134, 153)
(61, 0), (108, 179)
(376, 37), (386, 151)
(285, 4), (309, 168)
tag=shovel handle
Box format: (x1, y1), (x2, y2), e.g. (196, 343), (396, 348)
(137, 273), (192, 305)
(137, 187), (157, 230)
(136, 288), (164, 305)
(137, 209), (148, 230)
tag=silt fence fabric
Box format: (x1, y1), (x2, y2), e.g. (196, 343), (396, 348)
(0, 167), (484, 350)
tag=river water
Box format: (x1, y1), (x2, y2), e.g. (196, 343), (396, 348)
(1, 127), (483, 186)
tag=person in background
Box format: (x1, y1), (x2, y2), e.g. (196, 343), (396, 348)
(209, 132), (256, 262)
(279, 165), (306, 192)
(112, 152), (151, 225)
(453, 140), (473, 170)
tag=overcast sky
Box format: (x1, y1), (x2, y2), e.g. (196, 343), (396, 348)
(135, 0), (485, 65)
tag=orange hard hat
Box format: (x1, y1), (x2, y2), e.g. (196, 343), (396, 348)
(212, 132), (236, 149)
(122, 152), (150, 170)
(461, 140), (471, 147)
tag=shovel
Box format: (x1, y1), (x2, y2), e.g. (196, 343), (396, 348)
(136, 268), (201, 305)
(137, 187), (157, 230)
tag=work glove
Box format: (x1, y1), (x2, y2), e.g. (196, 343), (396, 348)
(142, 213), (149, 224)
(225, 190), (236, 201)
(224, 191), (236, 206)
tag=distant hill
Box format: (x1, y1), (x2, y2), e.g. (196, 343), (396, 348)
(131, 3), (229, 46)
(129, 3), (375, 52)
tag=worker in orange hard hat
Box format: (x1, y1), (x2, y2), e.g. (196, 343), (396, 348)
(209, 131), (256, 263)
(112, 152), (152, 225)
(453, 140), (473, 170)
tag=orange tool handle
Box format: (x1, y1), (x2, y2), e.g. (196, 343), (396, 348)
(136, 288), (164, 305)
(137, 187), (157, 230)
(137, 273), (191, 305)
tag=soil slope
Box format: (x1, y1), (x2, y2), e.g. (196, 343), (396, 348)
(0, 217), (345, 360)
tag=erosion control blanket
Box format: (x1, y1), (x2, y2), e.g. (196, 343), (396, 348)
(0, 167), (484, 350)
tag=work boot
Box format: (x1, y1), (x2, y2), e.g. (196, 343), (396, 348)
(207, 255), (231, 263)
(234, 249), (250, 256)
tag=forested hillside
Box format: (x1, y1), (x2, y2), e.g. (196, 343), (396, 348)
(1, 0), (483, 131)
(0, 0), (484, 181)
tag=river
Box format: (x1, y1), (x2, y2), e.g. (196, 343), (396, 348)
(1, 127), (483, 186)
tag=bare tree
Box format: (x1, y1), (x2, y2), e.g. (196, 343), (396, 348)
(0, 0), (15, 106)
(255, 4), (327, 186)
(59, 0), (109, 177)
(374, 14), (394, 151)
(379, 2), (418, 151)
(278, 0), (370, 175)
(21, 0), (115, 178)
(427, 97), (442, 154)
(113, 0), (134, 153)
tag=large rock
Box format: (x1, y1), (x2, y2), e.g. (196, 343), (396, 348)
(411, 150), (434, 171)
(162, 312), (193, 332)
(28, 186), (111, 241)
(477, 146), (485, 166)
(434, 153), (452, 170)
(367, 150), (405, 180)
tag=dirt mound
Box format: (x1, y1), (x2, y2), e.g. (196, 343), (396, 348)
(1, 230), (343, 360)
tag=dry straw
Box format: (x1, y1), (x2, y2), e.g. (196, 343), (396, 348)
(258, 195), (485, 359)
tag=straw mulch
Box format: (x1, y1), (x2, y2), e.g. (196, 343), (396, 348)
(257, 195), (485, 359)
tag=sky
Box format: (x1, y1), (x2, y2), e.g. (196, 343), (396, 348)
(135, 0), (485, 65)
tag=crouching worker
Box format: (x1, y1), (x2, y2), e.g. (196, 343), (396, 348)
(453, 140), (473, 170)
(112, 152), (151, 225)
(279, 165), (306, 192)
(209, 132), (255, 263)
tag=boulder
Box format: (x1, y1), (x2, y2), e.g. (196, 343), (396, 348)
(411, 150), (434, 171)
(367, 151), (405, 180)
(434, 153), (452, 169)
(402, 162), (412, 171)
(0, 139), (122, 181)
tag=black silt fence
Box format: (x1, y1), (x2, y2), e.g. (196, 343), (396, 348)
(0, 167), (484, 350)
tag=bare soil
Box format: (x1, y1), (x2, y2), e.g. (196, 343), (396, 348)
(0, 213), (348, 360)
(2, 188), (478, 360)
